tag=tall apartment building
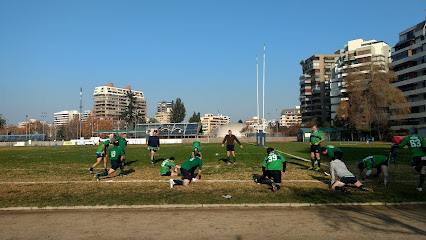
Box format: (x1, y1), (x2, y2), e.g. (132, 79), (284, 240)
(157, 101), (172, 113)
(391, 21), (426, 134)
(54, 110), (79, 126)
(330, 39), (392, 121)
(280, 106), (302, 127)
(300, 54), (338, 124)
(93, 83), (147, 121)
(201, 113), (229, 135)
(155, 101), (172, 123)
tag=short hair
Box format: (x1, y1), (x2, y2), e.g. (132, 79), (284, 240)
(267, 147), (274, 154)
(358, 162), (365, 170)
(153, 130), (158, 133)
(321, 147), (327, 152)
(170, 157), (175, 161)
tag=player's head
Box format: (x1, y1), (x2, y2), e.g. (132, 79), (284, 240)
(267, 147), (274, 154)
(170, 157), (175, 162)
(358, 162), (366, 171)
(122, 132), (127, 138)
(228, 130), (232, 135)
(409, 127), (418, 134)
(194, 147), (199, 152)
(311, 125), (317, 132)
(153, 130), (157, 135)
(111, 138), (119, 146)
(109, 133), (114, 139)
(321, 147), (327, 155)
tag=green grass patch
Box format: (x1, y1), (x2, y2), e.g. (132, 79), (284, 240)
(0, 142), (424, 207)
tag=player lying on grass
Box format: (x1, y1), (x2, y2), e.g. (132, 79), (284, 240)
(192, 141), (202, 159)
(254, 148), (286, 193)
(357, 155), (389, 186)
(327, 153), (371, 193)
(89, 134), (113, 174)
(160, 157), (181, 177)
(95, 138), (126, 181)
(392, 127), (426, 192)
(169, 153), (202, 188)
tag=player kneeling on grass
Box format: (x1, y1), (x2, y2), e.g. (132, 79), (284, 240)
(257, 148), (286, 193)
(169, 153), (202, 188)
(328, 155), (371, 193)
(160, 157), (181, 177)
(192, 141), (202, 159)
(357, 155), (389, 186)
(95, 139), (125, 181)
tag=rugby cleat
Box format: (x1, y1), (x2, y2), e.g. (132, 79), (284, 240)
(95, 175), (100, 181)
(315, 167), (321, 171)
(119, 173), (126, 177)
(308, 167), (314, 170)
(272, 184), (277, 193)
(343, 188), (351, 193)
(88, 168), (93, 174)
(169, 179), (174, 188)
(416, 187), (423, 192)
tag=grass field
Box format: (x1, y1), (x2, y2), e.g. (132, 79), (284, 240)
(0, 141), (424, 208)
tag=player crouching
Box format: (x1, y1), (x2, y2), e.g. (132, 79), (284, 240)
(95, 138), (125, 181)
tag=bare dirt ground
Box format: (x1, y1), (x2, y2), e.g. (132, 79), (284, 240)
(0, 205), (425, 240)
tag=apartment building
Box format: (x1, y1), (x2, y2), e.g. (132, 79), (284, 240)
(300, 54), (338, 124)
(201, 113), (229, 135)
(155, 101), (172, 123)
(330, 39), (392, 121)
(54, 110), (79, 126)
(92, 83), (147, 121)
(244, 116), (266, 132)
(391, 20), (426, 134)
(280, 106), (302, 127)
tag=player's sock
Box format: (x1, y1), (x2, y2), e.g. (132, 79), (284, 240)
(89, 167), (94, 171)
(233, 157), (236, 162)
(275, 185), (281, 190)
(317, 159), (321, 168)
(311, 158), (315, 168)
(99, 171), (108, 177)
(174, 180), (184, 185)
(178, 173), (183, 177)
(335, 186), (344, 191)
(359, 185), (370, 191)
(120, 165), (124, 174)
(104, 168), (108, 172)
(227, 157), (230, 162)
(419, 174), (425, 188)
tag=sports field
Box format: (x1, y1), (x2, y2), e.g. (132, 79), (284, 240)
(0, 141), (424, 208)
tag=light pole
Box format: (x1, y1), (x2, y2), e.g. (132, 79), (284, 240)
(41, 112), (47, 141)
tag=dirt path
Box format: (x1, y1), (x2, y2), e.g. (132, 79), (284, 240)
(1, 205), (425, 240)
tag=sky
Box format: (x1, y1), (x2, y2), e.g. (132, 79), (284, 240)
(0, 0), (425, 125)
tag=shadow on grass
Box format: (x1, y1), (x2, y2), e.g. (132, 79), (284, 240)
(124, 160), (138, 166)
(102, 169), (135, 180)
(218, 158), (229, 164)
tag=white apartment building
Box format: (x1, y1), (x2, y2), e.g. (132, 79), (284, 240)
(155, 101), (172, 123)
(391, 20), (426, 135)
(201, 113), (229, 135)
(330, 39), (392, 121)
(244, 116), (266, 132)
(54, 110), (79, 126)
(280, 106), (302, 127)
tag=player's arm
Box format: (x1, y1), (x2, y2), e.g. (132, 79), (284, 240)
(282, 161), (287, 177)
(221, 136), (227, 146)
(394, 136), (408, 148)
(195, 170), (202, 179)
(234, 136), (243, 148)
(330, 164), (335, 187)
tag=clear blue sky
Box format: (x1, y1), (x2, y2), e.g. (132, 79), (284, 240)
(0, 0), (425, 125)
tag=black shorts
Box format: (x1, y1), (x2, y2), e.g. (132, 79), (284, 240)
(333, 151), (343, 160)
(340, 176), (358, 185)
(96, 153), (105, 158)
(310, 145), (321, 154)
(377, 160), (389, 168)
(411, 156), (426, 167)
(180, 168), (192, 180)
(265, 170), (282, 184)
(111, 160), (121, 170)
(161, 172), (172, 176)
(226, 145), (235, 151)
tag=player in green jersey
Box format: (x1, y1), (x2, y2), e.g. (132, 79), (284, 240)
(259, 148), (286, 192)
(89, 134), (114, 174)
(321, 145), (343, 161)
(192, 141), (202, 158)
(160, 157), (181, 176)
(169, 153), (202, 188)
(309, 125), (324, 171)
(392, 128), (426, 192)
(115, 133), (128, 176)
(95, 139), (125, 181)
(357, 155), (389, 186)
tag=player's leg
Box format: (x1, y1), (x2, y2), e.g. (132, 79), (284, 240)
(150, 149), (156, 165)
(89, 154), (104, 174)
(103, 156), (108, 172)
(232, 150), (236, 164)
(315, 152), (321, 170)
(309, 150), (315, 170)
(96, 160), (118, 181)
(331, 181), (348, 192)
(226, 150), (231, 164)
(354, 180), (371, 191)
(380, 165), (388, 186)
(119, 160), (126, 176)
(271, 170), (282, 192)
(417, 159), (426, 191)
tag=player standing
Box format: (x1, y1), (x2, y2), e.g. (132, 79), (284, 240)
(392, 127), (426, 192)
(147, 130), (160, 165)
(115, 132), (128, 176)
(309, 125), (324, 171)
(221, 130), (243, 165)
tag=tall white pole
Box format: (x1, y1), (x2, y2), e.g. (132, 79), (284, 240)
(262, 43), (265, 131)
(256, 54), (259, 133)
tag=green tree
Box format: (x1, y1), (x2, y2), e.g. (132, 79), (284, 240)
(170, 98), (186, 123)
(0, 114), (6, 130)
(238, 119), (243, 123)
(120, 91), (141, 129)
(189, 112), (201, 123)
(336, 63), (410, 141)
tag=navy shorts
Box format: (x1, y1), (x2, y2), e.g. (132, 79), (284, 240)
(110, 160), (121, 170)
(340, 177), (358, 185)
(180, 168), (192, 180)
(411, 156), (426, 167)
(265, 170), (282, 183)
(226, 145), (235, 151)
(96, 152), (105, 158)
(161, 172), (172, 176)
(310, 145), (321, 154)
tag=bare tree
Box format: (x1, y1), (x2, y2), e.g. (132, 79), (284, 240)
(336, 63), (410, 140)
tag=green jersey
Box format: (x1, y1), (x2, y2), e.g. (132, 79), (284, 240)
(310, 130), (324, 145)
(262, 152), (286, 171)
(108, 146), (125, 161)
(181, 156), (202, 171)
(96, 140), (110, 153)
(192, 141), (201, 152)
(116, 137), (128, 150)
(323, 145), (342, 158)
(160, 159), (176, 174)
(362, 155), (387, 170)
(396, 134), (426, 158)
